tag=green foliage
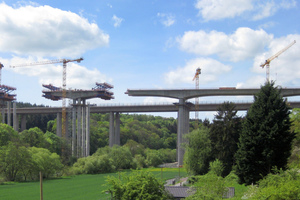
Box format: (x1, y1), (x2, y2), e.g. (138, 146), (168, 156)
(106, 171), (172, 200)
(210, 102), (242, 177)
(186, 173), (227, 200)
(0, 123), (18, 146)
(184, 125), (212, 175)
(235, 81), (295, 185)
(209, 159), (224, 177)
(289, 108), (300, 168)
(243, 169), (300, 200)
(89, 113), (178, 153)
(20, 127), (47, 148)
(28, 147), (63, 179)
(145, 149), (163, 167)
(0, 141), (31, 181)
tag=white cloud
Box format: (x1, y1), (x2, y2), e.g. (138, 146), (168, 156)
(164, 58), (232, 85)
(0, 3), (109, 57)
(195, 0), (253, 21)
(157, 13), (175, 27)
(251, 35), (300, 86)
(177, 27), (273, 62)
(112, 15), (124, 27)
(8, 57), (111, 90)
(195, 0), (297, 21)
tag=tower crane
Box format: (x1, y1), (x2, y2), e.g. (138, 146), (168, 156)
(11, 58), (83, 139)
(192, 67), (201, 128)
(260, 40), (296, 82)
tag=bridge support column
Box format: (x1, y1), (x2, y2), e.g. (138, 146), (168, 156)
(7, 102), (11, 126)
(177, 99), (190, 166)
(72, 100), (76, 156)
(13, 102), (18, 131)
(109, 111), (115, 147)
(77, 100), (82, 157)
(86, 104), (90, 157)
(82, 100), (86, 157)
(115, 112), (120, 145)
(109, 112), (121, 147)
(2, 107), (5, 123)
(21, 115), (26, 132)
(56, 113), (62, 137)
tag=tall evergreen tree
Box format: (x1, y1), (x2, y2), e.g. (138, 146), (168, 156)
(210, 102), (242, 177)
(235, 81), (295, 185)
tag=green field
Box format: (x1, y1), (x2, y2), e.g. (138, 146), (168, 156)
(0, 168), (187, 200)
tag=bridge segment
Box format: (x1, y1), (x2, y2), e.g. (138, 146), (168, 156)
(126, 88), (300, 166)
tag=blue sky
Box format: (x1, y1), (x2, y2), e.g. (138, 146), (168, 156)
(1, 0), (299, 119)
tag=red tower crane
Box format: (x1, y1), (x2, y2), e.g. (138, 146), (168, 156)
(11, 58), (83, 139)
(193, 67), (201, 128)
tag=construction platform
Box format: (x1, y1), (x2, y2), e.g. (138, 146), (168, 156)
(0, 85), (16, 107)
(42, 82), (114, 101)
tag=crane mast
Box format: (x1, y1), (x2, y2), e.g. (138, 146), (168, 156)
(260, 40), (296, 82)
(193, 67), (201, 128)
(11, 58), (83, 140)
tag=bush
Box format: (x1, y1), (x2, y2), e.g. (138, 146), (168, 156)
(242, 169), (300, 200)
(209, 159), (224, 177)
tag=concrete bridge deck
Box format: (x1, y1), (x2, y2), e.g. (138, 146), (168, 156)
(126, 88), (300, 99)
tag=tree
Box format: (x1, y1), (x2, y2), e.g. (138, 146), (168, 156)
(106, 171), (171, 200)
(28, 147), (63, 179)
(0, 141), (32, 181)
(0, 123), (18, 146)
(20, 127), (47, 148)
(235, 81), (295, 185)
(209, 102), (242, 176)
(184, 125), (212, 175)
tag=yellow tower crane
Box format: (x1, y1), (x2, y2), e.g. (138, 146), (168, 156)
(192, 67), (201, 128)
(11, 58), (83, 140)
(260, 40), (296, 82)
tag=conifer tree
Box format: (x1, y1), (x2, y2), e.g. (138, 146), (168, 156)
(235, 81), (295, 185)
(210, 102), (242, 177)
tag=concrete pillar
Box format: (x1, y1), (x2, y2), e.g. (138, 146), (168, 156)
(109, 111), (115, 147)
(115, 112), (120, 145)
(72, 99), (77, 156)
(21, 115), (27, 132)
(2, 107), (5, 123)
(86, 104), (90, 156)
(56, 113), (62, 137)
(177, 99), (190, 166)
(7, 102), (11, 126)
(77, 100), (82, 157)
(82, 100), (86, 157)
(13, 102), (18, 131)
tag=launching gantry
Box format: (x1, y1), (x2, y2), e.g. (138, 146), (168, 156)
(42, 82), (114, 158)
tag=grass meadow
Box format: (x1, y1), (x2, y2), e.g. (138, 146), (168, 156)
(0, 168), (187, 200)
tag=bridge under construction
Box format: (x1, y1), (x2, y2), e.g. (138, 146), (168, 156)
(3, 87), (300, 165)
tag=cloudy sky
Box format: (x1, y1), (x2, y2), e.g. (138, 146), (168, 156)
(1, 0), (299, 119)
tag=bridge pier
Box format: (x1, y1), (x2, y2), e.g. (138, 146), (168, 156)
(71, 99), (91, 157)
(176, 99), (191, 166)
(109, 112), (121, 147)
(21, 115), (26, 131)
